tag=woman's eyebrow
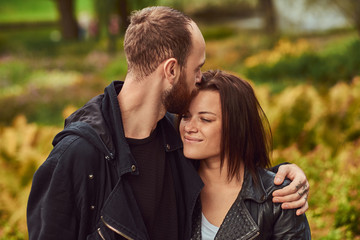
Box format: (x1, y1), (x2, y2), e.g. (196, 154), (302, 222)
(198, 111), (217, 116)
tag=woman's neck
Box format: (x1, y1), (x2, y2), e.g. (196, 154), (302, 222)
(198, 158), (244, 188)
(198, 158), (245, 227)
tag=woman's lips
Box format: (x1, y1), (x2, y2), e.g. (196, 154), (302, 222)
(184, 136), (202, 143)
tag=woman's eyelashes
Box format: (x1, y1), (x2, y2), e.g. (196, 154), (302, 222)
(182, 112), (215, 123)
(200, 117), (212, 123)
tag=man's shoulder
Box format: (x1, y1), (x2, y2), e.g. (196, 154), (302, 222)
(53, 133), (97, 155)
(59, 134), (100, 155)
(44, 134), (102, 173)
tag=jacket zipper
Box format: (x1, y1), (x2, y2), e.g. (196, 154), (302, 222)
(248, 231), (260, 240)
(97, 228), (106, 240)
(101, 216), (134, 240)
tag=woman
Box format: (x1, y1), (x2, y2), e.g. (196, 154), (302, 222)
(179, 70), (311, 239)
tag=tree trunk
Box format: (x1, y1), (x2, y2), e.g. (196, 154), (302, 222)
(355, 1), (360, 37)
(55, 0), (79, 40)
(259, 0), (277, 34)
(118, 0), (130, 33)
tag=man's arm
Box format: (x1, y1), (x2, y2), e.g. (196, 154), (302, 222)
(27, 135), (97, 240)
(27, 154), (78, 240)
(271, 163), (309, 216)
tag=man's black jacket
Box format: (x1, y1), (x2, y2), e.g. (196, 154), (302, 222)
(27, 81), (204, 239)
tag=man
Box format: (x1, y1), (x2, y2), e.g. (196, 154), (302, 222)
(27, 6), (309, 240)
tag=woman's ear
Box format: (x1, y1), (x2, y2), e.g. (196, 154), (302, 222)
(163, 58), (180, 85)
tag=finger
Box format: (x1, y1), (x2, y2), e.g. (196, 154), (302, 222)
(273, 178), (308, 197)
(273, 191), (302, 203)
(280, 196), (307, 210)
(297, 185), (309, 197)
(273, 183), (299, 197)
(274, 165), (289, 185)
(273, 185), (309, 202)
(296, 199), (309, 215)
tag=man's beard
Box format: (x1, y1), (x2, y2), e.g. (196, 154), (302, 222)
(162, 71), (194, 114)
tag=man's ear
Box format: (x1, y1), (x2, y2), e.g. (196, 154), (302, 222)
(163, 58), (180, 85)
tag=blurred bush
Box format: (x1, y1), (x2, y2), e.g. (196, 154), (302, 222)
(0, 61), (30, 89)
(245, 38), (360, 86)
(1, 77), (359, 239)
(0, 71), (83, 126)
(0, 51), (124, 126)
(272, 139), (360, 240)
(256, 77), (360, 239)
(0, 116), (60, 239)
(201, 25), (237, 40)
(258, 76), (360, 154)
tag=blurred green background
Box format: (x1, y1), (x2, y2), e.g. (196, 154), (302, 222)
(0, 0), (360, 239)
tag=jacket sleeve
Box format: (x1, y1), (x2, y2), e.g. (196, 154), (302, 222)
(27, 135), (99, 240)
(272, 205), (311, 239)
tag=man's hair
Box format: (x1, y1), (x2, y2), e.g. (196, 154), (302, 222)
(198, 70), (272, 183)
(124, 6), (193, 77)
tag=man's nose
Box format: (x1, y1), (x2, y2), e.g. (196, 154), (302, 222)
(196, 72), (203, 84)
(196, 74), (204, 87)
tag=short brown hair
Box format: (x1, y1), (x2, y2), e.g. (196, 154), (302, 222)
(124, 6), (193, 77)
(198, 70), (272, 182)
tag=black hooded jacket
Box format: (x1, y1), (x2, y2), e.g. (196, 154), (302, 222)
(27, 81), (204, 240)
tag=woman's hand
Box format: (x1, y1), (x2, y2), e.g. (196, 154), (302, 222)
(272, 163), (309, 215)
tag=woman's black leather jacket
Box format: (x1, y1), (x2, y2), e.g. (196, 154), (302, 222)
(191, 168), (311, 239)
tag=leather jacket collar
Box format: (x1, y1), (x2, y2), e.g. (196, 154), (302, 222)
(240, 168), (271, 203)
(191, 169), (263, 240)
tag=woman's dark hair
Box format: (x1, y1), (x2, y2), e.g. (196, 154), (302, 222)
(198, 70), (272, 182)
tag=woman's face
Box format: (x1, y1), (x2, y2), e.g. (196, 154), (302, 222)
(179, 90), (222, 161)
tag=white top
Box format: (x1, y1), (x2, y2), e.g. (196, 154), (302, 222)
(201, 212), (219, 240)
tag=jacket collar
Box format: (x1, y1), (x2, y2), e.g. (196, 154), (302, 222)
(239, 168), (269, 203)
(101, 81), (138, 177)
(102, 81), (185, 177)
(60, 80), (190, 178)
(54, 89), (115, 158)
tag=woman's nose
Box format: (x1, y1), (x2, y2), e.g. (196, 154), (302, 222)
(184, 119), (197, 133)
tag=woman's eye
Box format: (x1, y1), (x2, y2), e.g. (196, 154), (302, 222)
(201, 118), (212, 123)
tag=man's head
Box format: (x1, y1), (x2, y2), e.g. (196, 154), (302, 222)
(124, 6), (193, 77)
(161, 19), (206, 114)
(124, 6), (206, 114)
